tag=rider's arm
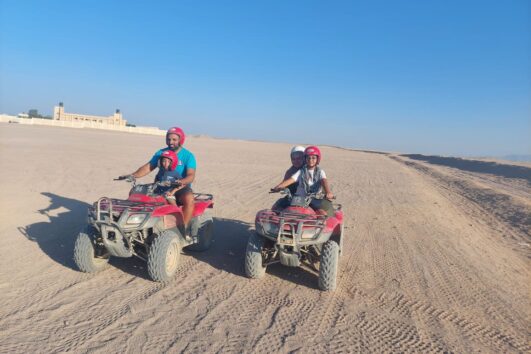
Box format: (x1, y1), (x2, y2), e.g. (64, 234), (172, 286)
(167, 184), (185, 195)
(283, 167), (294, 181)
(179, 168), (196, 186)
(131, 163), (155, 179)
(272, 177), (296, 192)
(321, 178), (334, 199)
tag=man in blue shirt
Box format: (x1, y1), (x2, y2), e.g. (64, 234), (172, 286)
(128, 127), (197, 230)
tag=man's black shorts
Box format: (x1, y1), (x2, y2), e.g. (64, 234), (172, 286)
(173, 186), (193, 205)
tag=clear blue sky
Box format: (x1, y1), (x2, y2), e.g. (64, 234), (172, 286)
(1, 0), (529, 156)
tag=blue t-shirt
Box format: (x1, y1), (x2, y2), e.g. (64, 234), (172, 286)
(154, 169), (183, 194)
(149, 147), (197, 186)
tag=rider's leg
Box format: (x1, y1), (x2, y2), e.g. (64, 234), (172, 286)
(321, 199), (335, 217)
(179, 191), (195, 227)
(174, 187), (195, 233)
(166, 197), (177, 206)
(273, 196), (290, 211)
(310, 198), (334, 217)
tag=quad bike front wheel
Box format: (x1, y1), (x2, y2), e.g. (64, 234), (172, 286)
(318, 240), (340, 291)
(244, 232), (267, 279)
(147, 230), (181, 282)
(74, 226), (109, 273)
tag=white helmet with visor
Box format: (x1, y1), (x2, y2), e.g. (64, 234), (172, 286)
(290, 145), (305, 155)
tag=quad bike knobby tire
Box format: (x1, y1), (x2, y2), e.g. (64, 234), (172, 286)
(318, 240), (340, 291)
(147, 230), (181, 282)
(186, 213), (213, 252)
(74, 226), (109, 273)
(244, 232), (266, 279)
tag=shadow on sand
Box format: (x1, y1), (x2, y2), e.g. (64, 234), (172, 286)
(402, 154), (531, 182)
(16, 193), (139, 275)
(18, 192), (90, 270)
(186, 217), (251, 277)
(266, 262), (319, 289)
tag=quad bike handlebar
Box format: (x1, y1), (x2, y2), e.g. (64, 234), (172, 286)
(115, 176), (183, 198)
(156, 180), (183, 188)
(115, 175), (182, 188)
(270, 188), (335, 201)
(115, 175), (135, 182)
(115, 175), (137, 187)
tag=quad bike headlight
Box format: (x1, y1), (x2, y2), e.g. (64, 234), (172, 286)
(126, 214), (147, 225)
(301, 228), (318, 239)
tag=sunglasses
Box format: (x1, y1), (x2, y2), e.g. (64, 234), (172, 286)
(306, 155), (318, 160)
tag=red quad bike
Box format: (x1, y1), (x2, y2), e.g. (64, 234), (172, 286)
(73, 177), (214, 282)
(244, 189), (344, 291)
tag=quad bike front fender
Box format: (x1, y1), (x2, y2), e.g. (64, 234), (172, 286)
(151, 205), (185, 230)
(310, 216), (343, 246)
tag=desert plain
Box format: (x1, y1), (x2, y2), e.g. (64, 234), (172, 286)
(0, 123), (529, 353)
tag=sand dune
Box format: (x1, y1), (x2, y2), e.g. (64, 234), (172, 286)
(0, 124), (529, 353)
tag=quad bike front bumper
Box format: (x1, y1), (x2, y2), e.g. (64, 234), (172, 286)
(89, 197), (157, 258)
(97, 222), (134, 258)
(256, 210), (333, 243)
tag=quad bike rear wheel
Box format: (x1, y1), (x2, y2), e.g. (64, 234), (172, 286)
(318, 240), (340, 291)
(244, 232), (267, 278)
(147, 230), (181, 282)
(74, 226), (109, 273)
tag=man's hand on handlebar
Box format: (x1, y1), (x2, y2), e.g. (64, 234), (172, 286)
(162, 180), (182, 187)
(116, 175), (135, 182)
(167, 183), (184, 196)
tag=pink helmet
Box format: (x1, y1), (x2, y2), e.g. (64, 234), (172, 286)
(304, 145), (321, 164)
(166, 127), (186, 146)
(159, 150), (178, 171)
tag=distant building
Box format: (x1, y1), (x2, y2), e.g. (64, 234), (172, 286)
(17, 113), (29, 118)
(53, 102), (127, 126)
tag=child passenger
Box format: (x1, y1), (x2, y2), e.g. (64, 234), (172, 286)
(272, 146), (335, 216)
(155, 150), (183, 206)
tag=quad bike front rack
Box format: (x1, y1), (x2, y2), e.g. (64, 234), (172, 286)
(257, 210), (327, 244)
(96, 197), (113, 222)
(94, 197), (134, 257)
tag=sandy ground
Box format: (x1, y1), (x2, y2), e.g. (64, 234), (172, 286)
(0, 123), (529, 353)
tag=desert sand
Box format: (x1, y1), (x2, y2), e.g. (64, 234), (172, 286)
(0, 123), (529, 353)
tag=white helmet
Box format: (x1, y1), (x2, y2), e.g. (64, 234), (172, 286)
(290, 145), (305, 155)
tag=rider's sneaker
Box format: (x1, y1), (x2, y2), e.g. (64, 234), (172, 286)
(180, 224), (192, 241)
